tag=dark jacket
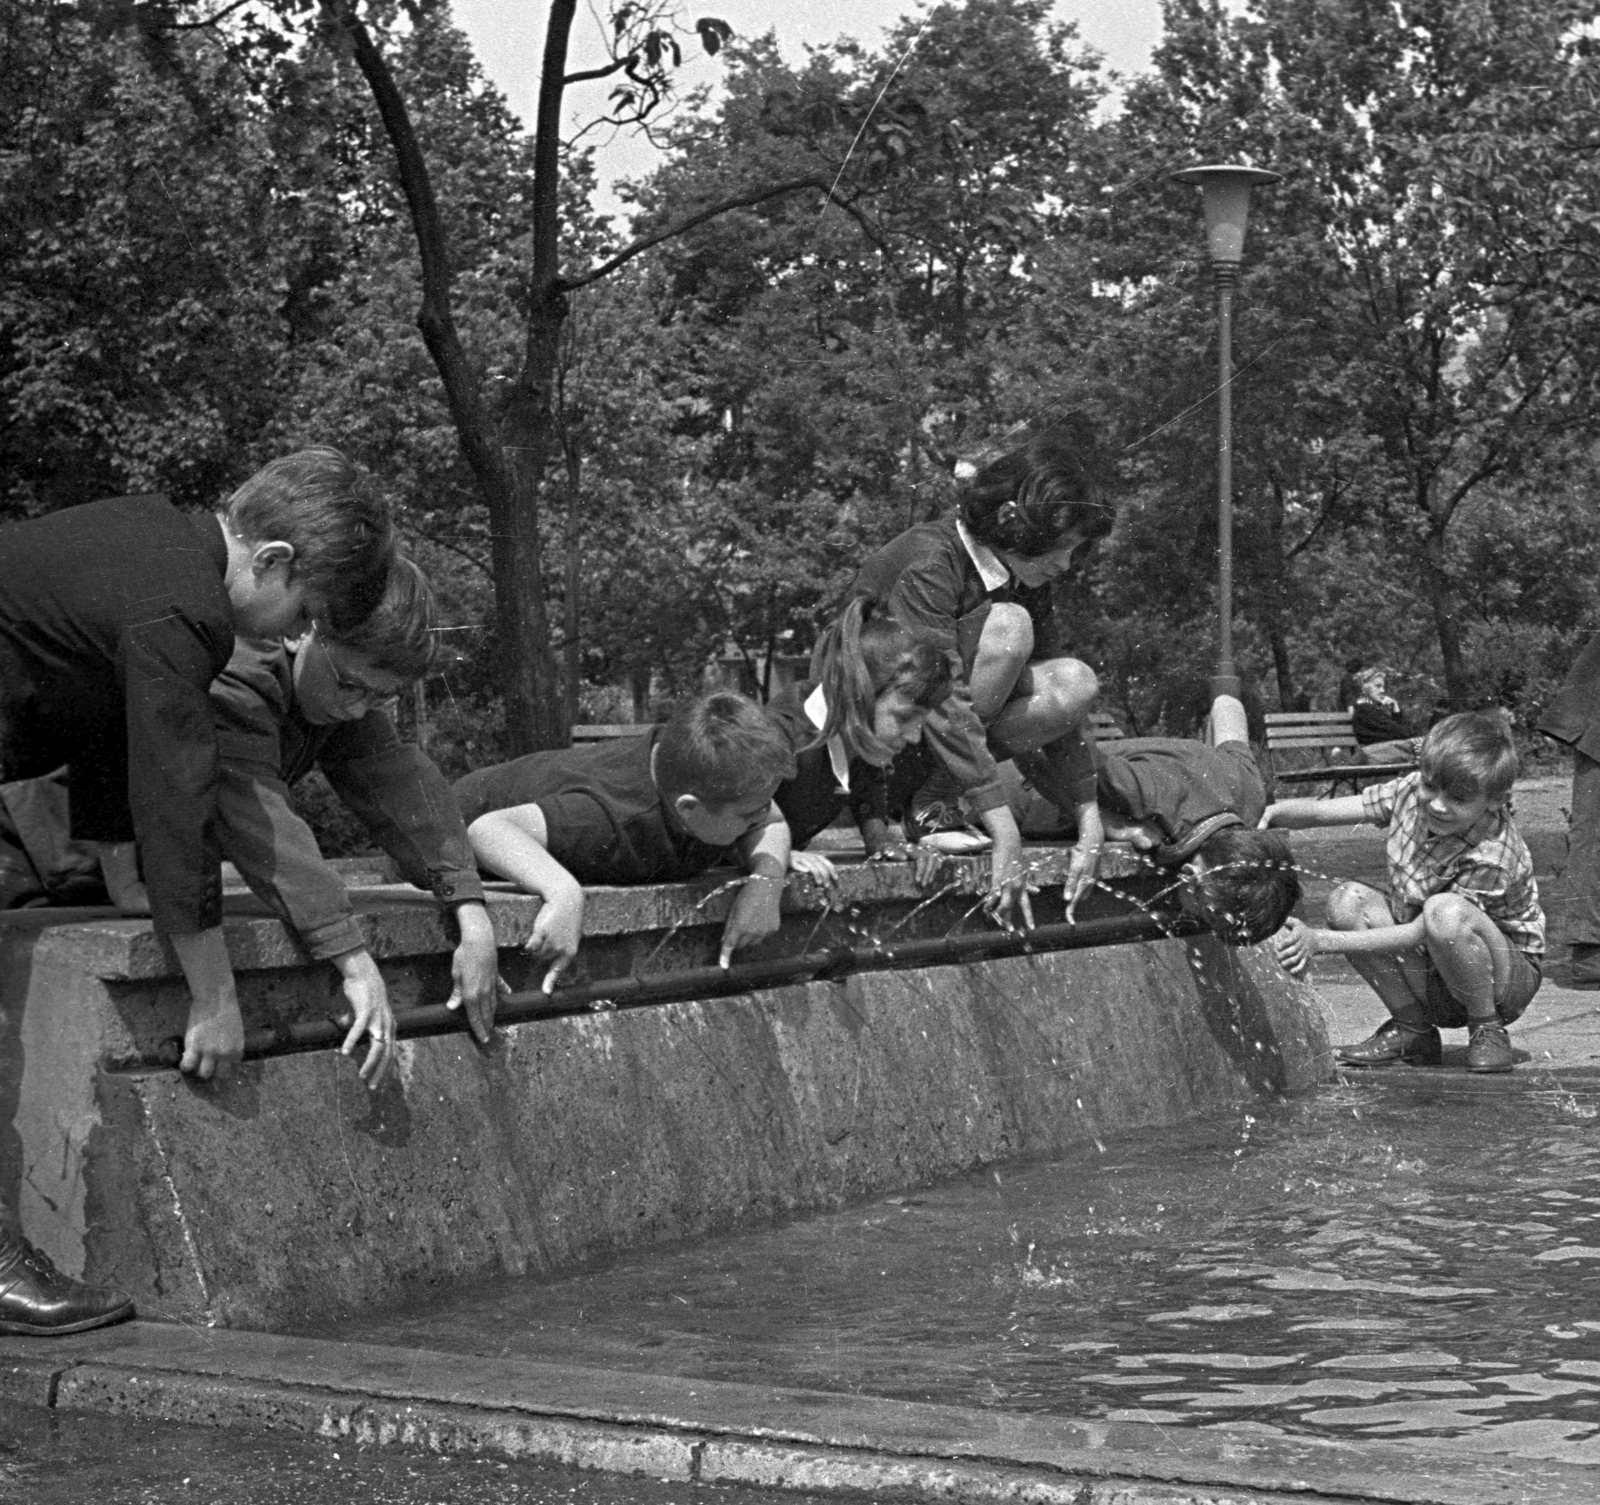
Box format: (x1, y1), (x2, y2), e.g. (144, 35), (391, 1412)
(0, 496), (233, 933)
(1538, 632), (1600, 763)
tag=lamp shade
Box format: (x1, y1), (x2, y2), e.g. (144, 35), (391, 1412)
(1170, 163), (1281, 266)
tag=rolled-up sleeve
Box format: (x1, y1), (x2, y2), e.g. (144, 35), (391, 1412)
(319, 712), (484, 906)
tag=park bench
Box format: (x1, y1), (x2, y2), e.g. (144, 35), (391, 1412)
(1262, 708), (1417, 794)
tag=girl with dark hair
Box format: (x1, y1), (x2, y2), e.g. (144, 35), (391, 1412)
(850, 417), (1114, 924)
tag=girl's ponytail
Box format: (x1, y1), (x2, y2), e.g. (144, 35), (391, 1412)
(809, 597), (878, 752)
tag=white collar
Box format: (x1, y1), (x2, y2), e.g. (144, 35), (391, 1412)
(956, 519), (1011, 592)
(803, 684), (851, 792)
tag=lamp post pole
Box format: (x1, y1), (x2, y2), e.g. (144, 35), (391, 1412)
(1170, 163), (1280, 700)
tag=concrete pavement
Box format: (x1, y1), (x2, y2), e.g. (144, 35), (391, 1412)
(5, 1320), (1600, 1505)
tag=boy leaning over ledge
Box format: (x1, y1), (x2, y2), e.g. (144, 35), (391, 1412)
(453, 692), (795, 993)
(1264, 712), (1543, 1074)
(209, 557), (501, 1088)
(0, 448), (391, 1336)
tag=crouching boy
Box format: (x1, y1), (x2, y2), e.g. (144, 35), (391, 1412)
(454, 693), (796, 992)
(1008, 683), (1300, 943)
(1264, 712), (1543, 1073)
(209, 558), (501, 1088)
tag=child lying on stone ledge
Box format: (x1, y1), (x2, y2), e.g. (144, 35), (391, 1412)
(454, 693), (796, 993)
(994, 683), (1300, 946)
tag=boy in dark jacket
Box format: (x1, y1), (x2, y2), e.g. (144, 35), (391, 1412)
(0, 448), (391, 1336)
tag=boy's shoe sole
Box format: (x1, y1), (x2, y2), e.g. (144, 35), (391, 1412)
(1336, 1019), (1442, 1068)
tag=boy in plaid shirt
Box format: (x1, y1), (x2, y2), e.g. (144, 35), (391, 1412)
(1263, 712), (1543, 1074)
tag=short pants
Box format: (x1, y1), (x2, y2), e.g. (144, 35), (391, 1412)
(1420, 947), (1543, 1027)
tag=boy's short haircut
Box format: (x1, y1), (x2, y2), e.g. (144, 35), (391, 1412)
(656, 692), (798, 808)
(223, 446), (393, 631)
(1194, 828), (1301, 946)
(324, 556), (439, 679)
(959, 414), (1113, 559)
(1419, 711), (1519, 803)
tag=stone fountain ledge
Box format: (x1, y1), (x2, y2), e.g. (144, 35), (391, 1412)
(0, 840), (1327, 1331)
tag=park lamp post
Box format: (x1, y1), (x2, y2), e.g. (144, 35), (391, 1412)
(1170, 163), (1281, 701)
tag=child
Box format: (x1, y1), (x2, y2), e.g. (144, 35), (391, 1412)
(763, 599), (952, 883)
(851, 419), (1111, 923)
(454, 692), (796, 993)
(1004, 682), (1300, 943)
(207, 558), (501, 1090)
(1265, 712), (1544, 1073)
(0, 447), (391, 1335)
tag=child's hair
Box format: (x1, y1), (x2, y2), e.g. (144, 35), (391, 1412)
(808, 598), (952, 763)
(323, 556), (439, 680)
(1193, 828), (1302, 947)
(1419, 711), (1519, 803)
(223, 447), (394, 632)
(959, 414), (1112, 559)
(655, 691), (798, 807)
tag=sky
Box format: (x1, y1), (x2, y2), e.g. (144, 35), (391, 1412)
(450, 1), (1166, 214)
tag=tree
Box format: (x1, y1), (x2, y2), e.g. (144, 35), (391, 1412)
(1105, 0), (1600, 709)
(314, 0), (845, 749)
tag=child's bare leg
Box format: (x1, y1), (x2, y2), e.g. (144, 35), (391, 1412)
(967, 603), (1033, 720)
(1327, 881), (1431, 1026)
(1421, 892), (1513, 1020)
(989, 655), (1098, 755)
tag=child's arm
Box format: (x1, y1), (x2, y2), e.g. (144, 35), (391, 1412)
(95, 840), (150, 914)
(1062, 797), (1104, 923)
(318, 713), (500, 1041)
(723, 807), (792, 968)
(212, 755), (396, 1086)
(467, 806), (585, 995)
(1273, 914), (1425, 974)
(977, 803), (1038, 930)
(166, 928), (246, 1080)
(445, 901), (503, 1044)
(1259, 794), (1370, 829)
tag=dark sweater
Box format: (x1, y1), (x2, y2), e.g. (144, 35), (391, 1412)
(0, 496), (234, 933)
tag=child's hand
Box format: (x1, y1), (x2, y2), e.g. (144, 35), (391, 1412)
(986, 859), (1039, 933)
(720, 874), (784, 968)
(1062, 837), (1102, 923)
(445, 901), (503, 1042)
(334, 949), (395, 1088)
(180, 990), (246, 1082)
(1258, 804), (1281, 830)
(1273, 917), (1317, 976)
(790, 851), (838, 887)
(525, 882), (584, 995)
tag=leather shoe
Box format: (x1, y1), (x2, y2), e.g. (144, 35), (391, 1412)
(1336, 1018), (1442, 1068)
(0, 1228), (134, 1336)
(1568, 944), (1600, 989)
(1467, 1020), (1515, 1074)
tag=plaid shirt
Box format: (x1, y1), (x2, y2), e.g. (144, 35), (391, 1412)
(1361, 773), (1545, 958)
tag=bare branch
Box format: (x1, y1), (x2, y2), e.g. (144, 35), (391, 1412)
(559, 175), (861, 292)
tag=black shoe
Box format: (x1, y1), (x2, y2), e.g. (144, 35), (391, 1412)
(1336, 1018), (1442, 1068)
(1466, 1020), (1515, 1074)
(1569, 944), (1600, 989)
(0, 1228), (134, 1336)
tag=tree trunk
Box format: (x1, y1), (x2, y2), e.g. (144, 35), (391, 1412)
(1422, 529), (1469, 709)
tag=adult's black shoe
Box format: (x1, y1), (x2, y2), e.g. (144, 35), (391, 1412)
(1568, 943), (1600, 989)
(0, 1228), (135, 1336)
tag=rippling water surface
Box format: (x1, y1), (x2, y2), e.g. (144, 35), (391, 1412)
(319, 1068), (1600, 1461)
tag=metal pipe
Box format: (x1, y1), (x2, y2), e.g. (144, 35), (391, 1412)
(129, 907), (1195, 1072)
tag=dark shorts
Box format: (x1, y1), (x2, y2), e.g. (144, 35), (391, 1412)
(1420, 948), (1543, 1027)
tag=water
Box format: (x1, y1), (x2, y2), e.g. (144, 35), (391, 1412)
(315, 1068), (1600, 1461)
